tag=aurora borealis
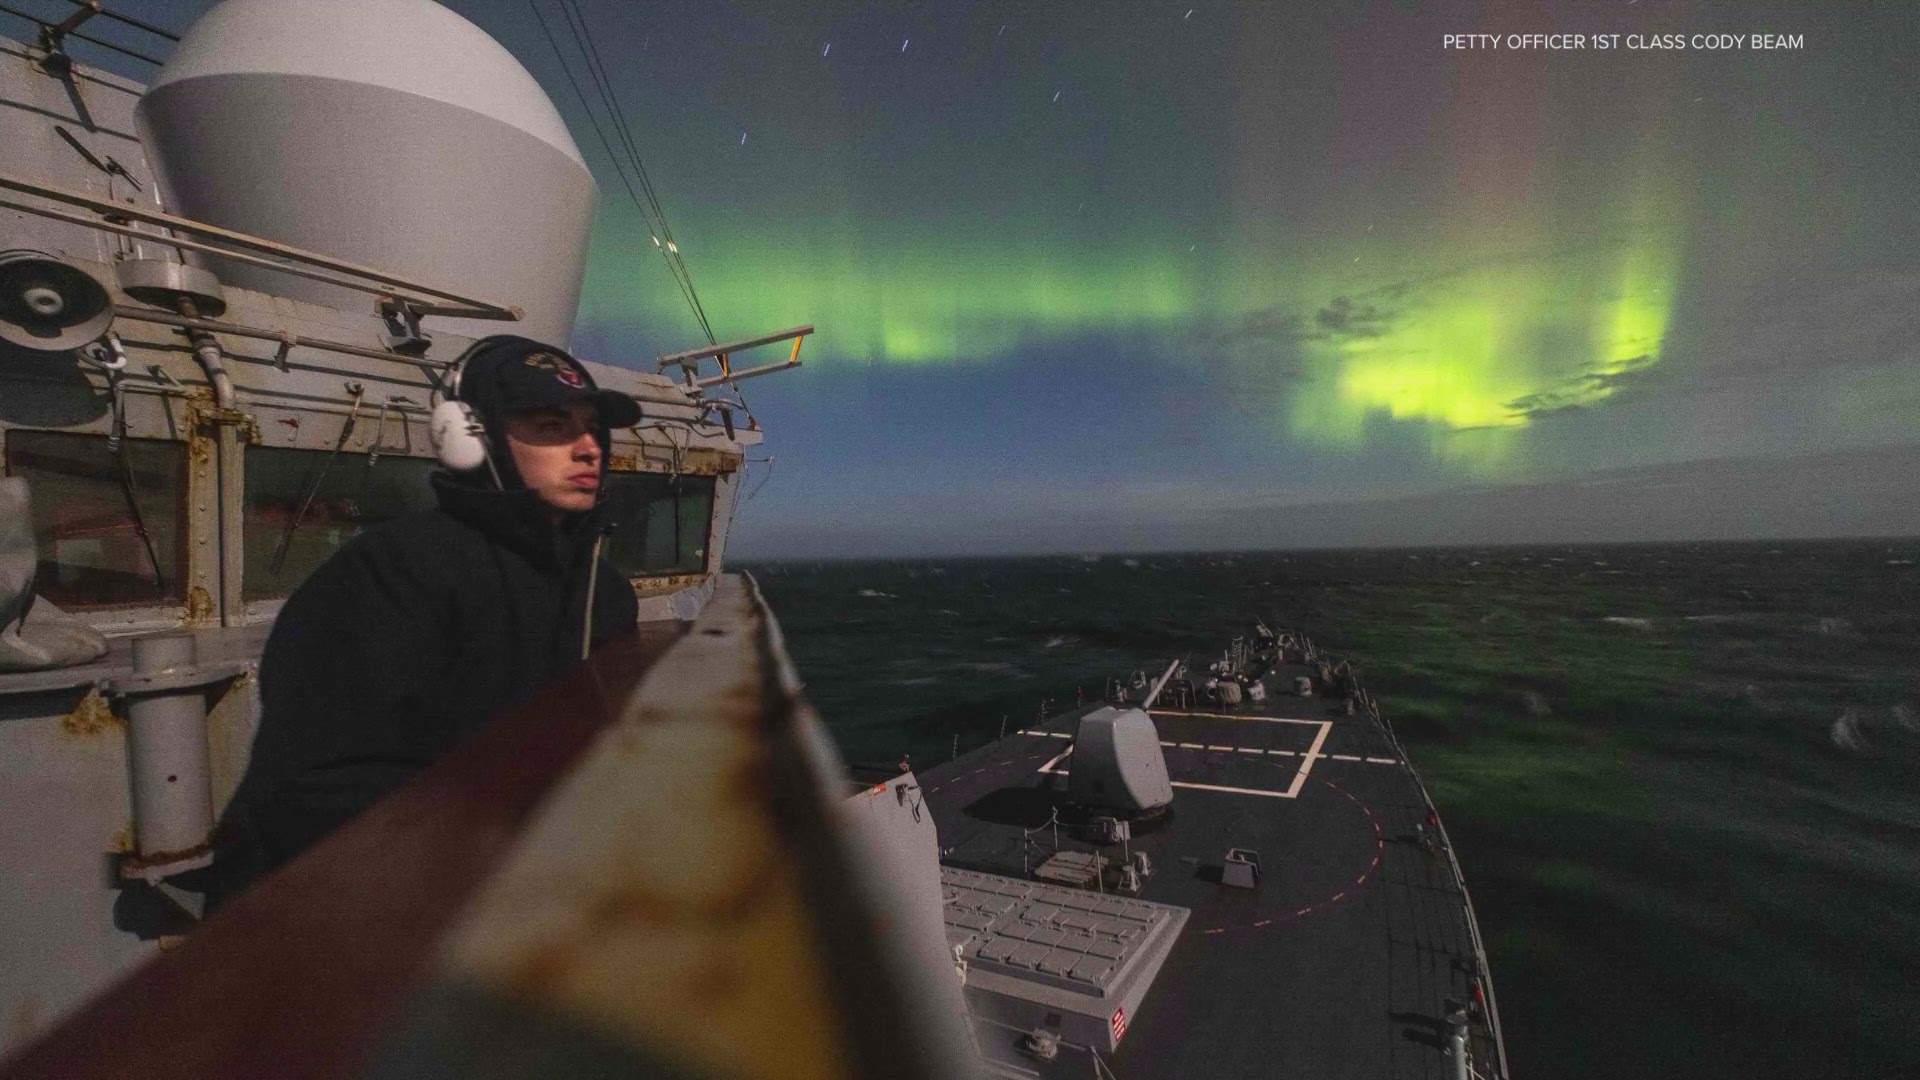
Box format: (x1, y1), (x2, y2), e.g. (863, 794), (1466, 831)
(83, 0), (1920, 555)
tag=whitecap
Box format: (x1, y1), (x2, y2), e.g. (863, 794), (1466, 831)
(956, 661), (1023, 675)
(1831, 709), (1870, 754)
(857, 588), (895, 598)
(1601, 616), (1654, 629)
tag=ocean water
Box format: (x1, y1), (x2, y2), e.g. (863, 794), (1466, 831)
(748, 538), (1920, 1079)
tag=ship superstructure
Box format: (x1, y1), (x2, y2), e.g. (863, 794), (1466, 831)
(0, 0), (798, 1051)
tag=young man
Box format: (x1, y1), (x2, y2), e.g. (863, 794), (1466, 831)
(219, 335), (641, 886)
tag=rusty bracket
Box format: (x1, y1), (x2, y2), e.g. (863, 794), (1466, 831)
(117, 844), (214, 884)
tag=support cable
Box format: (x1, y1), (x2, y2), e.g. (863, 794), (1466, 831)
(559, 0), (714, 343)
(528, 0), (715, 346)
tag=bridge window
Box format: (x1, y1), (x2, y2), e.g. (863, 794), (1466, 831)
(242, 448), (437, 600)
(5, 429), (186, 607)
(602, 471), (714, 577)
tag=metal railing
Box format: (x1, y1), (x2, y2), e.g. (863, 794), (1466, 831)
(0, 170), (521, 321)
(1293, 630), (1513, 1080)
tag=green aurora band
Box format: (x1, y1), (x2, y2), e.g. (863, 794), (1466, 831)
(582, 201), (1680, 481)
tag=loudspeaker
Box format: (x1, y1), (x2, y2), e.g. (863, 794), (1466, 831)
(0, 251), (114, 352)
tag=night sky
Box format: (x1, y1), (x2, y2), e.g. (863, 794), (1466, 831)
(64, 2), (1920, 556)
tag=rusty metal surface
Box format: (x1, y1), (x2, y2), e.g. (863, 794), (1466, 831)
(58, 688), (118, 738)
(0, 622), (685, 1080)
(618, 445), (741, 477)
(630, 572), (710, 599)
(383, 578), (980, 1080)
(422, 576), (852, 1080)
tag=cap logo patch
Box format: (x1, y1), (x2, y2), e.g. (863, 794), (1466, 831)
(526, 352), (586, 388)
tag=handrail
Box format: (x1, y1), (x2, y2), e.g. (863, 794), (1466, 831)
(0, 195), (511, 319)
(61, 0), (179, 42)
(0, 170), (520, 320)
(0, 1), (163, 65)
(109, 305), (699, 413)
(111, 304), (450, 371)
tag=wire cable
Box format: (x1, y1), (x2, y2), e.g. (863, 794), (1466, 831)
(559, 0), (715, 343)
(529, 0), (716, 346)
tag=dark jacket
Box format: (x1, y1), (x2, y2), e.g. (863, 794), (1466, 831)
(222, 470), (637, 880)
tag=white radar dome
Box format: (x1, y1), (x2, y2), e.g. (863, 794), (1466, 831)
(137, 0), (599, 347)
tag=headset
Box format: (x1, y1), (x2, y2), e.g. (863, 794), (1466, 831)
(428, 339), (502, 485)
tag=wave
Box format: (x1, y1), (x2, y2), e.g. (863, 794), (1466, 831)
(1831, 704), (1920, 762)
(1831, 709), (1871, 754)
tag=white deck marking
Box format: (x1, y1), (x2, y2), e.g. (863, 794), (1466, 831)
(1027, 714), (1393, 802)
(1166, 780), (1295, 799)
(1022, 727), (1399, 766)
(1036, 762), (1298, 800)
(1283, 721), (1333, 798)
(1151, 709), (1324, 727)
(1036, 747), (1073, 774)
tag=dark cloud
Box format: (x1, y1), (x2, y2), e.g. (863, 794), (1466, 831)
(1313, 296), (1389, 338)
(1503, 356), (1667, 422)
(1205, 290), (1404, 379)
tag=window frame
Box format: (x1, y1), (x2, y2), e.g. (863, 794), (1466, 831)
(3, 427), (191, 615)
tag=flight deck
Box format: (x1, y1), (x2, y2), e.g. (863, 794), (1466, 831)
(918, 644), (1503, 1079)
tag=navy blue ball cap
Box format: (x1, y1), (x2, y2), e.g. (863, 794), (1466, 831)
(456, 334), (642, 428)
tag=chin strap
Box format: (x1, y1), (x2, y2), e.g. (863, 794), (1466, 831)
(581, 532), (605, 661)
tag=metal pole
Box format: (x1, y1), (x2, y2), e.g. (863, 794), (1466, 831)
(124, 634), (213, 864)
(1446, 1000), (1470, 1080)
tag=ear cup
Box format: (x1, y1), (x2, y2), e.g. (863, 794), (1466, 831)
(430, 399), (489, 471)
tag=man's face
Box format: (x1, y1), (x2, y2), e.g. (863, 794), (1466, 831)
(502, 401), (603, 514)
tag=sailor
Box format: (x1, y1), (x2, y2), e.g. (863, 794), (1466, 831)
(212, 335), (641, 896)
